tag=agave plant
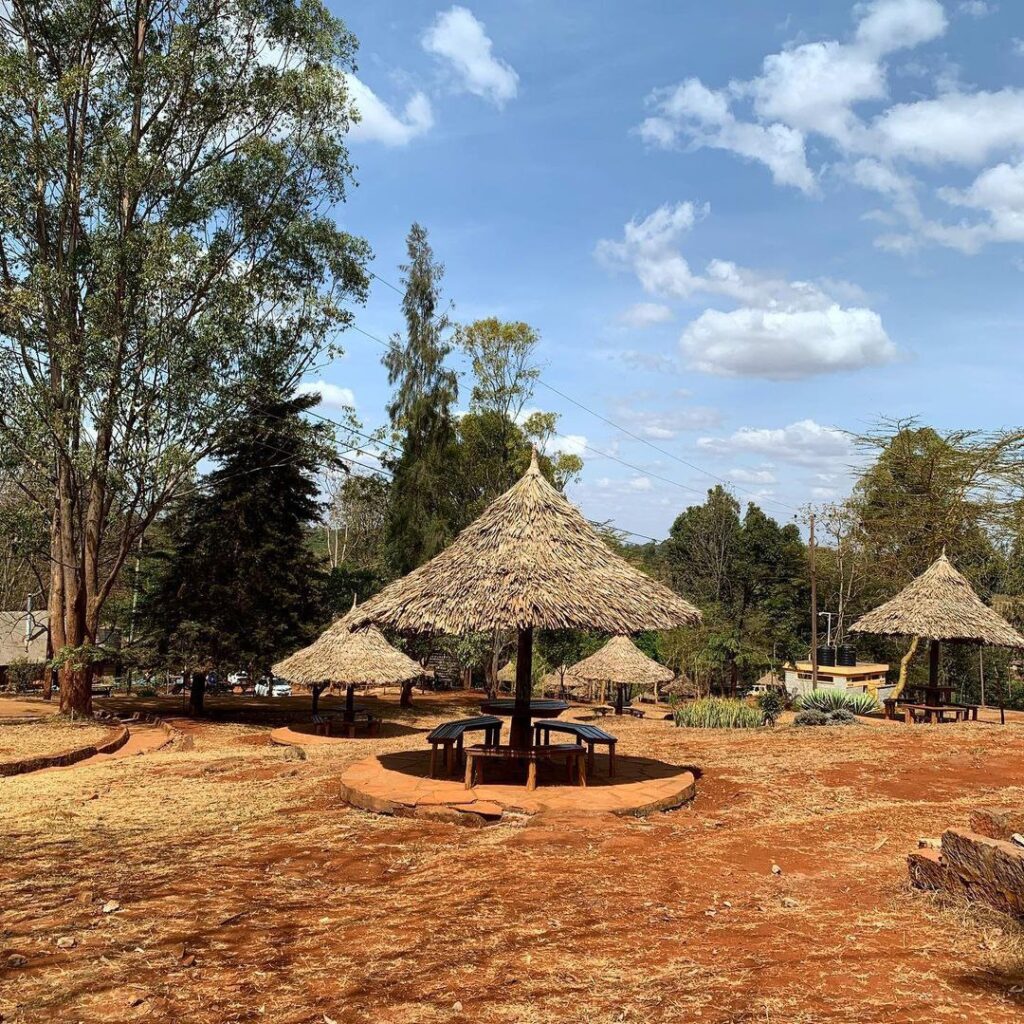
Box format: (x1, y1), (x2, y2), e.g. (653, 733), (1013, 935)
(673, 697), (763, 729)
(797, 688), (879, 715)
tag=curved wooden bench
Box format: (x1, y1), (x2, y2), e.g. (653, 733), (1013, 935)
(426, 716), (502, 777)
(464, 743), (585, 791)
(533, 719), (617, 777)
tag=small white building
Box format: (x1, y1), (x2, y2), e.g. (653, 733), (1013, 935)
(783, 660), (891, 699)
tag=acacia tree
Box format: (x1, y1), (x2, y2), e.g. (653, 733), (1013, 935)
(0, 1), (369, 713)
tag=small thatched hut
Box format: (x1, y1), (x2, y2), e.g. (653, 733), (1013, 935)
(274, 626), (422, 713)
(566, 635), (675, 706)
(496, 661), (517, 686)
(351, 452), (701, 745)
(850, 552), (1024, 701)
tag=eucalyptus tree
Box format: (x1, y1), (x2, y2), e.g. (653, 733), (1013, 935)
(0, 0), (369, 713)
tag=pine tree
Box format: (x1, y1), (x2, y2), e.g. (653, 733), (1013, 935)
(383, 224), (460, 574)
(147, 374), (330, 694)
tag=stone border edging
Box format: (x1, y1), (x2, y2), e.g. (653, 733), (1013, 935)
(95, 708), (193, 752)
(0, 722), (129, 777)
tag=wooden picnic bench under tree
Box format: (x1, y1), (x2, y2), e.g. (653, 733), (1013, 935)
(426, 716), (502, 777)
(532, 719), (617, 777)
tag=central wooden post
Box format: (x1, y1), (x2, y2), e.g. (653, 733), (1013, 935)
(928, 638), (941, 699)
(510, 626), (533, 749)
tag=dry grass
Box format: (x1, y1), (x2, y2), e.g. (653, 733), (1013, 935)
(1, 694), (1023, 1023)
(0, 719), (113, 767)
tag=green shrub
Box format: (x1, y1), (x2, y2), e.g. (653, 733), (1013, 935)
(5, 658), (45, 691)
(756, 689), (786, 727)
(794, 708), (858, 727)
(797, 688), (878, 716)
(673, 697), (763, 729)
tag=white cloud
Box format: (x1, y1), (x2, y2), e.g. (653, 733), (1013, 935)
(698, 419), (853, 466)
(729, 466), (777, 484)
(958, 1), (996, 17)
(937, 160), (1024, 247)
(345, 74), (433, 146)
(639, 80), (816, 193)
(545, 433), (588, 458)
(628, 476), (654, 491)
(597, 203), (860, 310)
(872, 89), (1024, 167)
(422, 6), (518, 107)
(681, 305), (897, 379)
(612, 404), (723, 438)
(618, 302), (674, 328)
(597, 203), (895, 379)
(297, 381), (356, 410)
(628, 0), (1024, 254)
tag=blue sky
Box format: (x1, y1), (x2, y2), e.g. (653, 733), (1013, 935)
(311, 0), (1024, 541)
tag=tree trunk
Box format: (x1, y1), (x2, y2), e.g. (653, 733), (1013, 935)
(189, 671), (206, 716)
(891, 636), (920, 700)
(400, 679), (415, 707)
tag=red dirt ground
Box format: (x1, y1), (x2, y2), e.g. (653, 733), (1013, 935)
(1, 691), (1023, 1024)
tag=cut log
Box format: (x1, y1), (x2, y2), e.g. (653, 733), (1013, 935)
(969, 807), (1024, 843)
(907, 847), (952, 891)
(940, 829), (1024, 916)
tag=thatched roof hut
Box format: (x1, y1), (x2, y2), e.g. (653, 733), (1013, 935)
(566, 635), (674, 688)
(350, 452), (701, 636)
(350, 452), (700, 745)
(497, 661), (517, 684)
(850, 553), (1024, 646)
(662, 675), (698, 700)
(273, 626), (422, 687)
(850, 552), (1024, 702)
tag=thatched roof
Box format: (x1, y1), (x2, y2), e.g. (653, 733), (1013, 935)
(349, 453), (702, 635)
(496, 661), (517, 683)
(850, 553), (1024, 647)
(663, 676), (698, 700)
(273, 626), (422, 686)
(566, 635), (675, 686)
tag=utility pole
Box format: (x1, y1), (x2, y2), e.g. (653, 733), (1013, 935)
(809, 510), (818, 690)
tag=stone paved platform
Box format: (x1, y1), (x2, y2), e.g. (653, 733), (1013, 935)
(339, 749), (697, 823)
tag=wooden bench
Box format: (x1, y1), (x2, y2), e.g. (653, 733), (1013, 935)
(426, 716), (502, 778)
(313, 711), (380, 738)
(593, 705), (615, 717)
(533, 719), (617, 777)
(903, 703), (969, 724)
(91, 685), (113, 698)
(464, 743), (586, 791)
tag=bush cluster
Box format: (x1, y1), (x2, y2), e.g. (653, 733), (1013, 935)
(797, 688), (878, 716)
(673, 697), (763, 729)
(794, 707), (858, 727)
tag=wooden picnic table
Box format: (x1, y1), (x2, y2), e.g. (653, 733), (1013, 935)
(480, 698), (569, 717)
(463, 742), (586, 791)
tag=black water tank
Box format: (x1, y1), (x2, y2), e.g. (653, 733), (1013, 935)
(817, 647), (836, 666)
(837, 645), (857, 667)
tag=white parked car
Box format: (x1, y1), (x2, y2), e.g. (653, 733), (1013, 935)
(227, 671), (248, 687)
(255, 676), (291, 697)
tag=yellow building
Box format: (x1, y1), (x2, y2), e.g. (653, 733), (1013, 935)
(784, 661), (890, 697)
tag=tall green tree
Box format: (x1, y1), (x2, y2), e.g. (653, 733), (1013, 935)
(145, 373), (331, 688)
(383, 224), (459, 574)
(0, 0), (369, 713)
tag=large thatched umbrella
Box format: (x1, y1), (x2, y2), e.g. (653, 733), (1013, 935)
(850, 552), (1024, 703)
(566, 635), (675, 710)
(351, 452), (701, 746)
(274, 626), (422, 715)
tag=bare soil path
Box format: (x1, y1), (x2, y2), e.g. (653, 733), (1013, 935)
(1, 692), (1022, 1024)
